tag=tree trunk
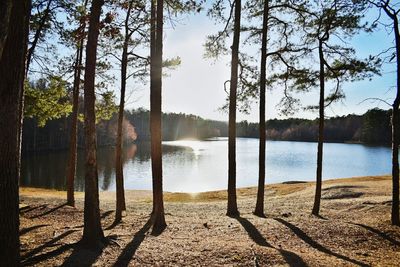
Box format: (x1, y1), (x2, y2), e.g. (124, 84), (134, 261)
(66, 4), (87, 206)
(254, 0), (268, 218)
(150, 0), (166, 233)
(312, 39), (325, 216)
(0, 0), (30, 265)
(115, 0), (134, 223)
(66, 51), (80, 206)
(391, 17), (400, 226)
(150, 0), (156, 215)
(0, 0), (12, 59)
(392, 105), (400, 226)
(227, 0), (241, 217)
(81, 0), (105, 248)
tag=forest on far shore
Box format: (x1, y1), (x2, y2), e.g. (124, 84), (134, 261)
(22, 107), (392, 152)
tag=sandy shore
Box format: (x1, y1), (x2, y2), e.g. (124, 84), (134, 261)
(19, 175), (399, 266)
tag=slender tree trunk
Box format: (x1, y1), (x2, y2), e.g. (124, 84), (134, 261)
(392, 103), (400, 226)
(150, 0), (156, 215)
(66, 8), (87, 206)
(66, 51), (80, 206)
(391, 18), (400, 226)
(312, 40), (325, 216)
(150, 0), (166, 233)
(227, 0), (241, 217)
(115, 1), (134, 223)
(254, 0), (268, 218)
(0, 0), (30, 265)
(81, 0), (105, 248)
(0, 0), (12, 59)
(25, 0), (53, 76)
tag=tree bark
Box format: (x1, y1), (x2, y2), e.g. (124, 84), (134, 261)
(150, 0), (156, 215)
(227, 0), (241, 217)
(0, 0), (30, 265)
(115, 0), (134, 223)
(312, 39), (325, 216)
(81, 0), (105, 248)
(150, 0), (166, 233)
(0, 0), (12, 59)
(391, 15), (400, 226)
(66, 0), (88, 206)
(254, 0), (269, 218)
(66, 50), (80, 207)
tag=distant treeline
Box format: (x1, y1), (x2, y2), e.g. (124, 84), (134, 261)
(22, 108), (228, 152)
(240, 108), (391, 145)
(22, 107), (392, 152)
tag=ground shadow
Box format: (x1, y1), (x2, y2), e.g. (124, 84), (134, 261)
(101, 210), (114, 219)
(60, 242), (106, 267)
(279, 250), (308, 267)
(113, 219), (153, 267)
(22, 244), (74, 266)
(106, 220), (121, 230)
(274, 218), (368, 267)
(353, 223), (400, 246)
(20, 224), (49, 236)
(20, 204), (47, 214)
(30, 203), (68, 219)
(322, 185), (367, 190)
(103, 210), (121, 230)
(234, 216), (307, 267)
(22, 230), (78, 263)
(235, 217), (273, 247)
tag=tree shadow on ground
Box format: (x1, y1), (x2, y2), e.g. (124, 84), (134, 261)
(60, 242), (106, 267)
(101, 210), (114, 219)
(22, 244), (74, 266)
(20, 224), (49, 236)
(30, 203), (68, 219)
(235, 217), (272, 247)
(353, 223), (400, 246)
(20, 204), (47, 214)
(102, 210), (121, 231)
(234, 216), (307, 267)
(274, 218), (368, 267)
(105, 216), (124, 231)
(105, 220), (120, 230)
(21, 230), (78, 265)
(113, 218), (153, 267)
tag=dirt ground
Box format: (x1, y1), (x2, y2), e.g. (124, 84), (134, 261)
(19, 176), (400, 266)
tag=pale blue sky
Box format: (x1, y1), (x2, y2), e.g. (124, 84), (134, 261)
(124, 5), (396, 122)
(43, 3), (397, 123)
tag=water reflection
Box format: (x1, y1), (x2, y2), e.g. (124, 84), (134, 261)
(21, 142), (192, 192)
(21, 139), (392, 193)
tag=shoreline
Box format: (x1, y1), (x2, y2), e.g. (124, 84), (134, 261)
(20, 175), (392, 203)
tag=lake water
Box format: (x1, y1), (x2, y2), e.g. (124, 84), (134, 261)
(21, 138), (392, 193)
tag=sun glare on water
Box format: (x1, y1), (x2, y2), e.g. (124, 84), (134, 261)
(163, 139), (205, 156)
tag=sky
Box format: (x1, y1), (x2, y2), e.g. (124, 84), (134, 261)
(136, 5), (395, 123)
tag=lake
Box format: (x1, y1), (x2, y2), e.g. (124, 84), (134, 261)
(21, 138), (392, 193)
